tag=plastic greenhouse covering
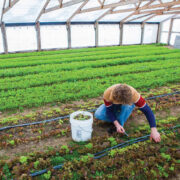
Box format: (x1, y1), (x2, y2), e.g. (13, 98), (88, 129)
(0, 0), (180, 53)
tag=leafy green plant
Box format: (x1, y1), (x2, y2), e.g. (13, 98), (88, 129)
(85, 143), (93, 149)
(169, 166), (174, 171)
(43, 170), (51, 180)
(8, 140), (15, 146)
(61, 145), (69, 153)
(80, 154), (93, 163)
(58, 120), (63, 125)
(20, 156), (28, 165)
(34, 160), (40, 169)
(160, 153), (171, 161)
(51, 156), (65, 166)
(2, 164), (12, 180)
(108, 137), (117, 146)
(109, 149), (117, 157)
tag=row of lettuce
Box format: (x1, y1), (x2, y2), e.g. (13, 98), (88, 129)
(1, 58), (179, 91)
(0, 44), (166, 60)
(1, 51), (180, 78)
(0, 48), (179, 69)
(0, 67), (179, 111)
(1, 84), (179, 126)
(0, 44), (179, 111)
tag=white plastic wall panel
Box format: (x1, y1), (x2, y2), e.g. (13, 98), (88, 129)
(172, 19), (180, 32)
(162, 19), (170, 31)
(71, 25), (95, 48)
(0, 29), (4, 53)
(41, 25), (68, 49)
(99, 24), (119, 46)
(143, 24), (158, 44)
(170, 33), (180, 46)
(6, 26), (37, 52)
(160, 32), (168, 44)
(123, 25), (141, 45)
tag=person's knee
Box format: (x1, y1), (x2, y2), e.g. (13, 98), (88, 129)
(94, 109), (101, 119)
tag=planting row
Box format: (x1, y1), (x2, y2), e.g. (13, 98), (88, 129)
(0, 67), (179, 111)
(0, 44), (164, 60)
(1, 84), (179, 126)
(0, 116), (179, 179)
(1, 52), (180, 78)
(0, 94), (179, 150)
(1, 59), (180, 91)
(1, 48), (178, 69)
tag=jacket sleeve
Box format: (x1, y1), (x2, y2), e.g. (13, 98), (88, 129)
(135, 96), (156, 128)
(104, 99), (116, 122)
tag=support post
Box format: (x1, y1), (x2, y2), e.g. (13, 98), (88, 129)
(94, 21), (99, 47)
(66, 22), (71, 49)
(35, 21), (41, 51)
(1, 22), (8, 54)
(119, 22), (123, 46)
(167, 18), (174, 45)
(156, 23), (161, 43)
(141, 23), (145, 44)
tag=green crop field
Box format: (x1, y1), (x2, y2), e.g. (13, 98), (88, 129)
(0, 44), (180, 112)
(0, 44), (180, 179)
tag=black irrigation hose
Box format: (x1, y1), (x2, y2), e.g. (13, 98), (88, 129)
(0, 91), (179, 132)
(30, 125), (180, 177)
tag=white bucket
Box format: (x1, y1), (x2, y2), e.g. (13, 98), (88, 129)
(70, 111), (93, 142)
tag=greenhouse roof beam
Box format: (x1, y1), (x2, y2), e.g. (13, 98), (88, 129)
(1, 0), (6, 23)
(161, 14), (177, 22)
(79, 0), (148, 13)
(121, 0), (154, 23)
(142, 14), (156, 23)
(44, 0), (85, 14)
(163, 11), (180, 15)
(121, 12), (137, 23)
(112, 0), (180, 14)
(135, 7), (180, 15)
(95, 7), (115, 22)
(3, 0), (20, 14)
(36, 0), (51, 23)
(67, 0), (89, 23)
(59, 0), (63, 8)
(126, 14), (152, 22)
(97, 0), (106, 8)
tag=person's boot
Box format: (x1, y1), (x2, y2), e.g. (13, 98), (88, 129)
(107, 124), (117, 134)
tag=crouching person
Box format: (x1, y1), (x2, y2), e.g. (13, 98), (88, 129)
(95, 83), (161, 143)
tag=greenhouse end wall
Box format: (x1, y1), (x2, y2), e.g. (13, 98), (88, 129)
(0, 21), (178, 54)
(160, 19), (180, 45)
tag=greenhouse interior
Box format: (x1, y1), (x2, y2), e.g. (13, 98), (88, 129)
(0, 0), (180, 179)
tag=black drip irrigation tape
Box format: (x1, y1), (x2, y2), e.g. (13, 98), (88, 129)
(0, 91), (179, 132)
(30, 125), (180, 177)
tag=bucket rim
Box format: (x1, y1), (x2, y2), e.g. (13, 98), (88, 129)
(70, 111), (93, 121)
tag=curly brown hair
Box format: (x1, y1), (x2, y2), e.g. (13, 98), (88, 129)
(112, 84), (132, 104)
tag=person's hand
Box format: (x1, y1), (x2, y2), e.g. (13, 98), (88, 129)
(114, 120), (125, 133)
(150, 128), (161, 142)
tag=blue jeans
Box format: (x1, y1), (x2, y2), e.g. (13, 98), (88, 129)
(94, 104), (135, 126)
